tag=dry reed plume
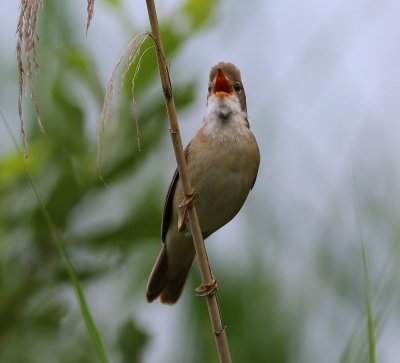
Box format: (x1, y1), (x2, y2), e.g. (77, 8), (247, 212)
(86, 0), (94, 33)
(17, 0), (44, 157)
(96, 32), (149, 178)
(17, 0), (96, 157)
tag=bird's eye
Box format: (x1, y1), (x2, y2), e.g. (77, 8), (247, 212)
(234, 82), (242, 92)
(208, 85), (212, 93)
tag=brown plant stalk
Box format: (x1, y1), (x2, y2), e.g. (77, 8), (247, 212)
(145, 0), (232, 362)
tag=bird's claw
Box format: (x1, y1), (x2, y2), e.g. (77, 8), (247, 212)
(178, 190), (198, 209)
(178, 190), (197, 232)
(195, 279), (218, 297)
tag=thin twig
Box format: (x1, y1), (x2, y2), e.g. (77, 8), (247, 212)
(145, 1), (232, 362)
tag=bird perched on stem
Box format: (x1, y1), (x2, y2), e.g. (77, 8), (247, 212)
(146, 62), (260, 304)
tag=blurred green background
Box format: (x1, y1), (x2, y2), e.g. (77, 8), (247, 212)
(1, 1), (400, 362)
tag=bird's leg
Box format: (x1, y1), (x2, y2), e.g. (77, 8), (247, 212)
(178, 190), (218, 296)
(177, 190), (197, 232)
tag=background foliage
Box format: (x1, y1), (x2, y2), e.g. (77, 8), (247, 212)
(1, 1), (206, 361)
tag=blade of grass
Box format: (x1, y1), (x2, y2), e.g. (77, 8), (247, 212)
(341, 171), (400, 363)
(0, 108), (110, 363)
(352, 170), (376, 363)
(339, 238), (400, 363)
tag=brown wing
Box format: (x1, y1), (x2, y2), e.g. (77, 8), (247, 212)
(250, 174), (258, 190)
(161, 169), (179, 243)
(161, 143), (191, 243)
(250, 134), (260, 190)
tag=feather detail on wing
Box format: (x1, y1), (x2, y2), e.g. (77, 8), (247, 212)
(251, 169), (259, 190)
(161, 143), (191, 243)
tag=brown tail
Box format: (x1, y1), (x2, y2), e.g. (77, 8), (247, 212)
(146, 245), (194, 305)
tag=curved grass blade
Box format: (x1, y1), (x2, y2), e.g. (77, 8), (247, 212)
(352, 170), (376, 363)
(0, 108), (110, 363)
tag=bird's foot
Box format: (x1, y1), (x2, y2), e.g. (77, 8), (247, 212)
(178, 190), (197, 232)
(195, 279), (218, 297)
(178, 190), (198, 209)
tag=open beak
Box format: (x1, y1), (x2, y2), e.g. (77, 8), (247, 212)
(213, 68), (232, 96)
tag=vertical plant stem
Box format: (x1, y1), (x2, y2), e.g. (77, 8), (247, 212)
(0, 109), (109, 363)
(145, 1), (232, 362)
(353, 170), (376, 363)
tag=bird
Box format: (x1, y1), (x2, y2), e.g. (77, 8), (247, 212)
(146, 62), (260, 304)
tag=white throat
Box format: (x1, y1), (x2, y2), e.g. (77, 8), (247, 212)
(202, 94), (249, 142)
